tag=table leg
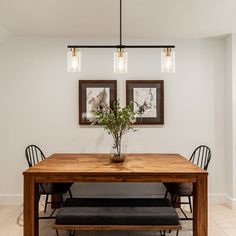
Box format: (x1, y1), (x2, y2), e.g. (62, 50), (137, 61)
(24, 175), (38, 236)
(193, 174), (208, 236)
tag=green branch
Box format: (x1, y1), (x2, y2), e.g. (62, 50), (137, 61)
(92, 100), (139, 156)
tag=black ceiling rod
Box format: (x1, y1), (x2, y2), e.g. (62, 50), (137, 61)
(67, 45), (175, 49)
(119, 0), (123, 48)
(67, 0), (175, 49)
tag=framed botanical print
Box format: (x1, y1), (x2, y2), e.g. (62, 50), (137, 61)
(126, 80), (164, 125)
(79, 80), (117, 125)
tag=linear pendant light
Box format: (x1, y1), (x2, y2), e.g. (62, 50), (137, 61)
(67, 0), (175, 73)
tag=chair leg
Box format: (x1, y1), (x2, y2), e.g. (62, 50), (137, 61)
(164, 190), (168, 198)
(49, 207), (57, 218)
(179, 206), (189, 219)
(37, 195), (41, 204)
(173, 195), (178, 208)
(44, 194), (49, 213)
(56, 230), (59, 236)
(60, 194), (64, 204)
(188, 196), (192, 213)
(49, 194), (64, 218)
(176, 230), (179, 236)
(69, 189), (73, 198)
(174, 195), (189, 220)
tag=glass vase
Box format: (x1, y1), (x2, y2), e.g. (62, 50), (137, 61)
(110, 138), (126, 163)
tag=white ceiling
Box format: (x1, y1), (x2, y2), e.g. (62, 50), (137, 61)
(0, 0), (235, 39)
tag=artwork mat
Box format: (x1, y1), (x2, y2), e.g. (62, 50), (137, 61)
(126, 80), (164, 125)
(133, 87), (157, 118)
(79, 80), (117, 125)
(86, 87), (110, 118)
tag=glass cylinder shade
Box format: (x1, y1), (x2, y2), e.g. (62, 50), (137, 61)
(161, 48), (175, 73)
(114, 48), (128, 73)
(67, 48), (81, 72)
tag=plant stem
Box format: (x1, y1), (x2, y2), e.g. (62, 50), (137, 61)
(115, 136), (122, 156)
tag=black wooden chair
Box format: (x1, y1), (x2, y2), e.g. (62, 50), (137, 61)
(25, 145), (73, 218)
(164, 145), (211, 220)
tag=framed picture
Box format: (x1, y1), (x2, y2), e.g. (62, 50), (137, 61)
(79, 80), (117, 125)
(126, 80), (164, 125)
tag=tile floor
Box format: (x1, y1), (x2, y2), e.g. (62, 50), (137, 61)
(0, 204), (236, 236)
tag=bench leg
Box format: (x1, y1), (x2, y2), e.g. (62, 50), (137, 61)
(188, 196), (192, 213)
(164, 190), (168, 198)
(69, 189), (73, 198)
(44, 194), (49, 213)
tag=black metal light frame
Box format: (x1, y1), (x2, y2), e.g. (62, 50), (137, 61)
(67, 0), (175, 50)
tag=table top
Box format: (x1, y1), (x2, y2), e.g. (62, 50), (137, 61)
(24, 153), (207, 176)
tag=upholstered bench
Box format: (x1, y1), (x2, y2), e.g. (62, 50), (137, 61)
(53, 198), (181, 236)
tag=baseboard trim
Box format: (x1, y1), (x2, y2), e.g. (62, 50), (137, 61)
(208, 193), (226, 205)
(224, 194), (236, 209)
(209, 193), (236, 209)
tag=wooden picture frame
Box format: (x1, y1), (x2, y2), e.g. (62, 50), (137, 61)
(79, 80), (117, 125)
(126, 80), (164, 125)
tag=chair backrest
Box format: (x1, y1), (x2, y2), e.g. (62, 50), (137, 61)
(25, 145), (46, 167)
(189, 145), (211, 170)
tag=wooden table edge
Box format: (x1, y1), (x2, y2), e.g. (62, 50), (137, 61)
(23, 171), (208, 175)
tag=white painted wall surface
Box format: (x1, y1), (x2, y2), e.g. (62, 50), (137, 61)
(0, 26), (12, 46)
(0, 37), (226, 204)
(232, 35), (236, 204)
(227, 35), (236, 207)
(224, 35), (233, 201)
(224, 34), (236, 208)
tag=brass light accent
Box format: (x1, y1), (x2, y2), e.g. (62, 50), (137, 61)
(164, 48), (172, 57)
(117, 48), (125, 58)
(71, 48), (78, 57)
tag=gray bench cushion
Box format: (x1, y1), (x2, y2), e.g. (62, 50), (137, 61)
(55, 198), (179, 226)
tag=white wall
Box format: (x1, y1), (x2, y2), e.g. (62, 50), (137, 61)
(0, 26), (12, 46)
(224, 35), (233, 201)
(233, 35), (236, 206)
(0, 36), (226, 204)
(224, 34), (236, 208)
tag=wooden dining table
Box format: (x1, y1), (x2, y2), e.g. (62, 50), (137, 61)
(23, 153), (208, 236)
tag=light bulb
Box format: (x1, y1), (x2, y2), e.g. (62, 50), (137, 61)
(67, 48), (81, 72)
(114, 48), (128, 73)
(161, 48), (175, 73)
